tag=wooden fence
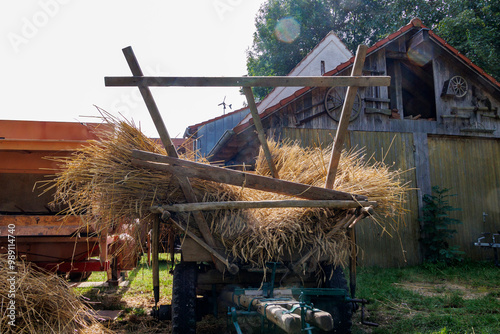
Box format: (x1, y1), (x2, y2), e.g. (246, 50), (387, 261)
(281, 127), (500, 267)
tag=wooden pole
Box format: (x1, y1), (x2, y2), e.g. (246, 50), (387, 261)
(131, 149), (367, 201)
(152, 199), (377, 212)
(220, 291), (302, 334)
(283, 304), (333, 332)
(105, 75), (390, 88)
(243, 86), (279, 179)
(121, 46), (225, 272)
(325, 45), (368, 189)
(152, 215), (160, 307)
(349, 227), (357, 299)
(167, 217), (239, 275)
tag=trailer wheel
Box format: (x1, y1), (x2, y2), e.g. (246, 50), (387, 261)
(316, 264), (353, 334)
(172, 262), (198, 334)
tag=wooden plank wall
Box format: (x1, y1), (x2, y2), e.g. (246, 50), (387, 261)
(281, 128), (420, 267)
(428, 136), (500, 261)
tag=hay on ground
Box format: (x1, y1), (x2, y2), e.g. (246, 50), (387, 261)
(0, 255), (109, 333)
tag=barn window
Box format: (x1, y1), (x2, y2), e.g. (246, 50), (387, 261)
(320, 60), (325, 75)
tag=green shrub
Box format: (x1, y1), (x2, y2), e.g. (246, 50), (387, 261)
(420, 186), (464, 264)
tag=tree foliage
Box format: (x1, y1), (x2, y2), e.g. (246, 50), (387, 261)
(247, 0), (500, 100)
(435, 1), (500, 81)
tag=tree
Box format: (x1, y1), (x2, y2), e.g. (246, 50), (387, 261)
(247, 0), (500, 100)
(420, 186), (464, 264)
(435, 0), (500, 80)
(246, 0), (387, 99)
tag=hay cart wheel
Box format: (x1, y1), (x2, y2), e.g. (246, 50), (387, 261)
(315, 264), (353, 334)
(172, 262), (198, 334)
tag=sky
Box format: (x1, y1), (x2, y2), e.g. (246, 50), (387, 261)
(1, 0), (268, 138)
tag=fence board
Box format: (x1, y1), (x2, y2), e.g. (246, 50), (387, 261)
(428, 136), (500, 261)
(280, 128), (420, 267)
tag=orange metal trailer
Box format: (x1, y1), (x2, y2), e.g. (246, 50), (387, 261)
(0, 120), (139, 281)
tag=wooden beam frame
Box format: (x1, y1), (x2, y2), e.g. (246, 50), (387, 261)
(105, 75), (390, 88)
(325, 45), (368, 188)
(242, 86), (279, 179)
(152, 200), (377, 212)
(121, 47), (225, 272)
(131, 149), (368, 201)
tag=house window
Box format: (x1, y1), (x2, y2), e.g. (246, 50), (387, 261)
(320, 61), (325, 75)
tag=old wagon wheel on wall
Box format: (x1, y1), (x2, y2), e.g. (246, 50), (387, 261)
(448, 76), (468, 98)
(324, 86), (362, 122)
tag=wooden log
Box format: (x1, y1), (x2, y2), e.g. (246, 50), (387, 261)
(131, 150), (367, 201)
(325, 45), (368, 189)
(121, 47), (225, 272)
(243, 86), (279, 179)
(105, 75), (391, 88)
(152, 200), (377, 212)
(220, 291), (302, 334)
(283, 304), (333, 332)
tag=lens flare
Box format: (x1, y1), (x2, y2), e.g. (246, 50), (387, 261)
(275, 17), (300, 43)
(407, 46), (433, 67)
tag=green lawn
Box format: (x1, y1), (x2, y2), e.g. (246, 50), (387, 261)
(352, 261), (500, 334)
(73, 258), (500, 333)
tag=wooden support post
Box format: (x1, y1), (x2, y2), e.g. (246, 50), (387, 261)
(121, 46), (224, 272)
(147, 229), (151, 266)
(243, 86), (279, 179)
(325, 45), (368, 189)
(152, 215), (160, 306)
(348, 227), (357, 299)
(167, 217), (239, 275)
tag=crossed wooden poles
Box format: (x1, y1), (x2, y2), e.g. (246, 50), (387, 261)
(105, 45), (389, 307)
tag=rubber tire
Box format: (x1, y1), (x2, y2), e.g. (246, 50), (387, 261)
(316, 264), (353, 334)
(172, 262), (198, 334)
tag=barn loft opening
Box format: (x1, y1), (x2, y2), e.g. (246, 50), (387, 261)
(401, 61), (436, 119)
(387, 58), (437, 120)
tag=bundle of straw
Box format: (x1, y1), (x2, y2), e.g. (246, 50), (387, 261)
(210, 139), (409, 267)
(45, 115), (409, 268)
(0, 255), (108, 333)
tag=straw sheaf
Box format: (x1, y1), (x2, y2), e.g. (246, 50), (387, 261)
(0, 255), (109, 333)
(211, 139), (409, 268)
(47, 117), (409, 269)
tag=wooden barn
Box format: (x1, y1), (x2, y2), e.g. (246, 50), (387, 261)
(188, 18), (500, 267)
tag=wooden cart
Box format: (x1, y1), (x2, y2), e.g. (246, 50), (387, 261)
(105, 45), (389, 333)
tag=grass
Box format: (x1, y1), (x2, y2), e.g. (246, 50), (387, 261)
(73, 254), (176, 333)
(72, 258), (500, 333)
(352, 261), (500, 334)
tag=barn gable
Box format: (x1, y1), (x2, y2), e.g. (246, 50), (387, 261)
(208, 18), (500, 266)
(185, 31), (352, 159)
